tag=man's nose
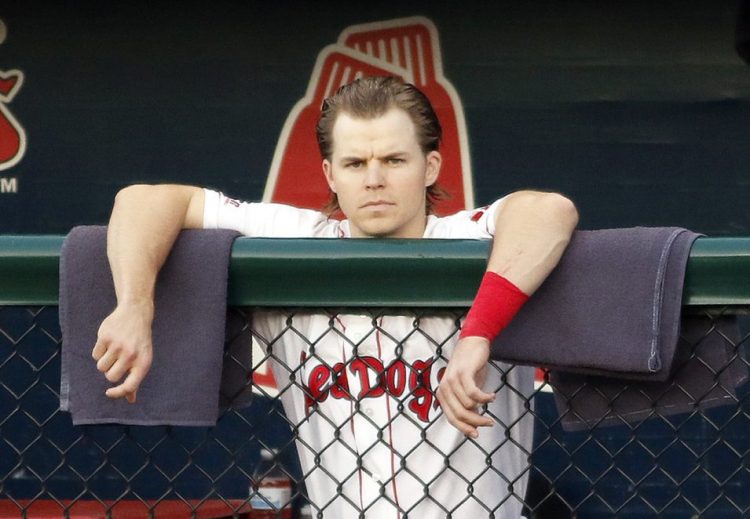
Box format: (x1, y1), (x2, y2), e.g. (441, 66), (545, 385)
(364, 161), (386, 188)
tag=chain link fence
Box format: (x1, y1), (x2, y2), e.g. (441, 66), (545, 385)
(1, 303), (748, 518)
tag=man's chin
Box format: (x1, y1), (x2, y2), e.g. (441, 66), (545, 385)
(352, 219), (398, 239)
(359, 229), (394, 239)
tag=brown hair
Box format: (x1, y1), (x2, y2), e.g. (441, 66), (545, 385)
(316, 76), (449, 215)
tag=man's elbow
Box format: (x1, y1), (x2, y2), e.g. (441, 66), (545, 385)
(114, 184), (157, 206)
(114, 184), (198, 207)
(113, 184), (204, 229)
(505, 190), (579, 234)
(542, 192), (578, 234)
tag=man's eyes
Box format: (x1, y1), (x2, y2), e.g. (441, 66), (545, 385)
(343, 158), (405, 168)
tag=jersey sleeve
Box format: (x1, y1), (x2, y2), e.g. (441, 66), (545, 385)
(202, 189), (336, 237)
(427, 197), (507, 239)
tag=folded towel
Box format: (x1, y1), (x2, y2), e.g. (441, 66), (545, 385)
(490, 227), (700, 381)
(488, 226), (749, 430)
(59, 226), (250, 426)
(551, 315), (748, 430)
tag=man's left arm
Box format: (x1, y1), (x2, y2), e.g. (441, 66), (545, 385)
(436, 190), (579, 437)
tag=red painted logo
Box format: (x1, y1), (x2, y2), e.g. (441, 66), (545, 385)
(0, 20), (27, 172)
(263, 16), (474, 215)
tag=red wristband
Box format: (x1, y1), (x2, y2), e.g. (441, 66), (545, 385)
(460, 272), (529, 342)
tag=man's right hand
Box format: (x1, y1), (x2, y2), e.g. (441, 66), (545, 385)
(92, 301), (154, 404)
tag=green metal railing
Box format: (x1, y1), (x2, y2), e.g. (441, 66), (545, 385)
(2, 235), (750, 306)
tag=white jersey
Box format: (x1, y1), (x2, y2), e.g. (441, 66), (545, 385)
(203, 189), (535, 519)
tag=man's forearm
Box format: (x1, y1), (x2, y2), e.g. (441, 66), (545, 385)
(458, 190), (578, 343)
(106, 184), (204, 305)
(487, 190), (578, 295)
(93, 184), (205, 402)
(437, 191), (578, 437)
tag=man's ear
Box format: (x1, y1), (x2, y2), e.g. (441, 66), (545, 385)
(322, 159), (336, 193)
(424, 151), (442, 187)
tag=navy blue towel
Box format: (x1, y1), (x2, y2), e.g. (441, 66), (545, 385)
(59, 226), (250, 426)
(491, 227), (699, 381)
(488, 227), (748, 429)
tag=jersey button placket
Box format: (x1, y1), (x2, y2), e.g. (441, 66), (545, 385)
(341, 318), (378, 484)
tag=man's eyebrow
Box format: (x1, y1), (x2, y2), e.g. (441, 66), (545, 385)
(339, 156), (365, 163)
(337, 151), (410, 163)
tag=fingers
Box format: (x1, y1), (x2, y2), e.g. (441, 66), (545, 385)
(437, 337), (496, 437)
(105, 367), (146, 403)
(437, 375), (495, 438)
(100, 352), (150, 403)
(92, 331), (151, 404)
(92, 337), (107, 361)
(103, 356), (132, 383)
(94, 347), (117, 373)
(446, 373), (494, 410)
(439, 391), (494, 438)
(450, 374), (481, 409)
(95, 346), (146, 403)
(93, 340), (136, 382)
(460, 371), (496, 404)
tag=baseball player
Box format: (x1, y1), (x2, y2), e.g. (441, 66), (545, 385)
(93, 76), (578, 517)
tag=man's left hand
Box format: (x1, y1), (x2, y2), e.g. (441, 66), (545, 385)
(436, 336), (496, 438)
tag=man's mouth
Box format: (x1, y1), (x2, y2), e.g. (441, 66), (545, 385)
(361, 200), (394, 209)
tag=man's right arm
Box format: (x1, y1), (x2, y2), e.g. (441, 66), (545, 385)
(92, 184), (205, 403)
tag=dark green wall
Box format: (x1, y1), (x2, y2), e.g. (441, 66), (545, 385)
(0, 0), (748, 234)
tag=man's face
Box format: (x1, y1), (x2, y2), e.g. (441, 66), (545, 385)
(322, 108), (441, 238)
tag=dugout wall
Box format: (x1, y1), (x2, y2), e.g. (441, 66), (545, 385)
(1, 1), (749, 237)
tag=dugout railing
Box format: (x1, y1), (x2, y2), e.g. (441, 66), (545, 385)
(1, 235), (749, 518)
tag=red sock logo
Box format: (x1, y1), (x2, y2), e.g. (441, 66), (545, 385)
(263, 46), (409, 209)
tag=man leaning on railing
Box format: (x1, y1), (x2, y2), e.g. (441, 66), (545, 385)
(91, 76), (578, 518)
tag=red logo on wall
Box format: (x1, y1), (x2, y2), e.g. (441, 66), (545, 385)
(263, 16), (474, 215)
(0, 20), (27, 172)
